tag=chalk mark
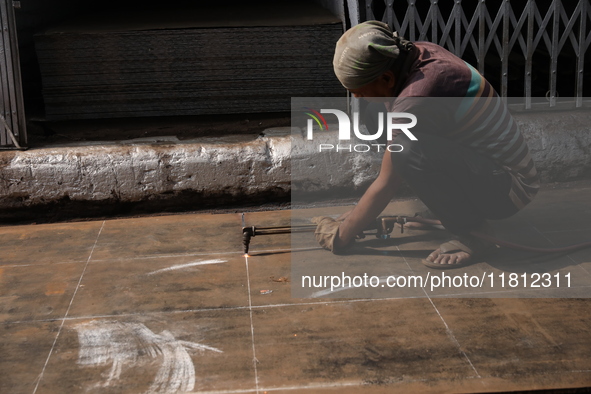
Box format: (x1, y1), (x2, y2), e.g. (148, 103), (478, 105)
(146, 259), (226, 276)
(75, 320), (222, 394)
(244, 255), (260, 393)
(396, 246), (481, 378)
(32, 220), (105, 394)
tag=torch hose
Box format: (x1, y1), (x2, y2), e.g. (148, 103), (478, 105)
(406, 216), (591, 254)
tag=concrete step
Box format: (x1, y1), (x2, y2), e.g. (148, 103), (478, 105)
(0, 109), (590, 222)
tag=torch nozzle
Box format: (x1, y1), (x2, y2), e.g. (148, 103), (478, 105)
(242, 226), (254, 255)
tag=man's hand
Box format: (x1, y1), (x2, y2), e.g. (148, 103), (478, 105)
(337, 210), (379, 233)
(336, 151), (402, 246)
(312, 216), (345, 253)
(312, 150), (402, 253)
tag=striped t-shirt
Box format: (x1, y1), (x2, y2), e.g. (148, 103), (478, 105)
(388, 42), (539, 209)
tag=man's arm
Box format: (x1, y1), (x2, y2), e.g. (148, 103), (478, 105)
(336, 150), (402, 248)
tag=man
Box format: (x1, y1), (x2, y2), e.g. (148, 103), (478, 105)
(314, 21), (539, 269)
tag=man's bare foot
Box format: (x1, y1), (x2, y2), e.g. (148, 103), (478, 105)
(422, 232), (496, 269)
(425, 248), (471, 266)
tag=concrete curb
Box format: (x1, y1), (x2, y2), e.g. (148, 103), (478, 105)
(0, 109), (589, 214)
(515, 109), (591, 180)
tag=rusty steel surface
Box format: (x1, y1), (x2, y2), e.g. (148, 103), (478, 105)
(1, 184), (591, 392)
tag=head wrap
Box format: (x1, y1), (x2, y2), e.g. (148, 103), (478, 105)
(333, 21), (414, 90)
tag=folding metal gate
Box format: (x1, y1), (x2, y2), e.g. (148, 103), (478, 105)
(0, 0), (26, 149)
(358, 0), (591, 109)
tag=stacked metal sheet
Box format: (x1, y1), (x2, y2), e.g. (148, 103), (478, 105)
(34, 2), (344, 120)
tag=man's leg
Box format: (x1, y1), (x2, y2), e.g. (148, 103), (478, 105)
(391, 132), (517, 234)
(390, 132), (518, 266)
